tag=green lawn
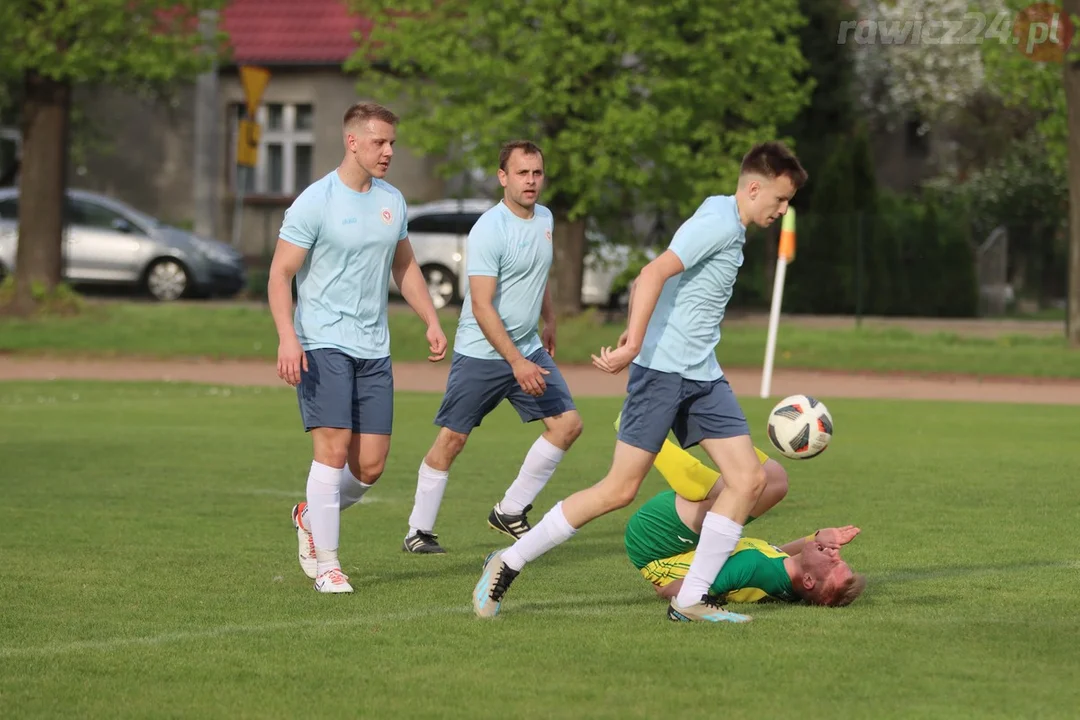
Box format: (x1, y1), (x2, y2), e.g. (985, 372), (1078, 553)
(1, 301), (1077, 378)
(1, 382), (1078, 717)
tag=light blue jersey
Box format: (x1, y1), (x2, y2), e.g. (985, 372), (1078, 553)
(454, 201), (554, 361)
(279, 170), (408, 360)
(633, 195), (746, 381)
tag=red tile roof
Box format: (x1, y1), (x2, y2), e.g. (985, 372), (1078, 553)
(221, 0), (371, 65)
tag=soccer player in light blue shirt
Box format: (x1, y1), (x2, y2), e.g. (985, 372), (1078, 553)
(267, 102), (448, 594)
(404, 141), (582, 555)
(474, 142), (809, 622)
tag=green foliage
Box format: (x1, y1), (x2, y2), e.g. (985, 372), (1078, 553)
(0, 276), (85, 316)
(930, 134), (1068, 301)
(345, 0), (812, 219)
(0, 0), (228, 86)
(979, 0), (1075, 174)
(772, 128), (979, 318)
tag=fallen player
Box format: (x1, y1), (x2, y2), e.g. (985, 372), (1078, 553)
(622, 420), (866, 621)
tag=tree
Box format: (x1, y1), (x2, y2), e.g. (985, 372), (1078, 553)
(346, 0), (812, 315)
(979, 0), (1078, 344)
(0, 0), (227, 314)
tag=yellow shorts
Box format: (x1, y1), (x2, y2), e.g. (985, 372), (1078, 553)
(640, 552), (695, 588)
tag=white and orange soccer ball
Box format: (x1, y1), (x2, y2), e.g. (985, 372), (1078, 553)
(766, 394), (833, 460)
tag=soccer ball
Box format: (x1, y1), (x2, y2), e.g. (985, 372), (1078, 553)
(766, 394), (833, 460)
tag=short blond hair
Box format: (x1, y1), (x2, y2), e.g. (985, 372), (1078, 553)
(343, 102), (398, 129)
(828, 572), (867, 608)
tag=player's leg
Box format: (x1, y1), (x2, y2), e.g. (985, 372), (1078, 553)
(491, 349), (583, 539)
(342, 357), (394, 510)
(472, 365), (678, 618)
(678, 455), (788, 530)
(670, 378), (765, 615)
(295, 349), (356, 593)
(405, 353), (510, 553)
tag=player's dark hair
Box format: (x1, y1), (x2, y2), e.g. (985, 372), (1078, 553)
(740, 141), (808, 189)
(343, 102), (399, 128)
(499, 140), (544, 172)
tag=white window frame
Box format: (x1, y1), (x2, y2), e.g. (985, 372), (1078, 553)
(229, 102), (314, 196)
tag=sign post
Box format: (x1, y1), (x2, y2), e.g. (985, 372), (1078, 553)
(760, 208), (796, 399)
(231, 66), (271, 248)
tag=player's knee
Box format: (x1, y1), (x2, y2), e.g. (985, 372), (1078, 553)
(730, 463), (768, 499)
(356, 456), (386, 484)
(431, 427), (468, 464)
(765, 460), (789, 502)
(551, 413), (583, 448)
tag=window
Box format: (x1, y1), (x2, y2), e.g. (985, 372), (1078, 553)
(0, 197), (17, 220)
(67, 198), (135, 231)
(230, 102), (315, 196)
(408, 213), (483, 235)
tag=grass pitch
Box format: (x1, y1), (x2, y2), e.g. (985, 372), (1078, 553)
(1, 381), (1078, 718)
(1, 301), (1077, 378)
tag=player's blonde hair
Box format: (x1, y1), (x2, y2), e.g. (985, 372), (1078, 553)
(827, 572), (867, 608)
(343, 101), (399, 129)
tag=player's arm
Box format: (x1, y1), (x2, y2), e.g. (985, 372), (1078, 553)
(268, 238), (309, 385)
(621, 250), (684, 354)
(472, 276), (549, 395)
(392, 237), (439, 327)
(779, 526), (860, 556)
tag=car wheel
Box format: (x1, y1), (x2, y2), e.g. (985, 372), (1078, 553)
(422, 264), (458, 310)
(145, 259), (189, 301)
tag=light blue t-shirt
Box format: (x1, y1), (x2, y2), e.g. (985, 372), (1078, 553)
(278, 170), (408, 359)
(633, 195), (747, 381)
(454, 201), (554, 361)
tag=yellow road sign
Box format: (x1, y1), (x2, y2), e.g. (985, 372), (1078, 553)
(239, 65), (271, 118)
(236, 119), (260, 168)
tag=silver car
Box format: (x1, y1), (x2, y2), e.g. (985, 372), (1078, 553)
(0, 188), (246, 301)
(390, 198), (637, 310)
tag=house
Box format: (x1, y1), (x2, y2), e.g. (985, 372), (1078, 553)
(72, 0), (447, 260)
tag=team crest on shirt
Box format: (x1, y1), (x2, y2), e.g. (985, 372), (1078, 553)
(381, 208), (393, 225)
(545, 229), (552, 242)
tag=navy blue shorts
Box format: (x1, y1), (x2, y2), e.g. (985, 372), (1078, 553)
(296, 349), (393, 434)
(617, 363), (750, 453)
(434, 348), (576, 434)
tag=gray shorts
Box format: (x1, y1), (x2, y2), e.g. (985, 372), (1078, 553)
(296, 349), (393, 434)
(617, 362), (750, 453)
(434, 348), (576, 434)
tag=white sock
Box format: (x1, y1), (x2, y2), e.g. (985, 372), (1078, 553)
(500, 436), (565, 514)
(676, 512), (743, 607)
(306, 460), (343, 575)
(502, 501), (577, 571)
(340, 464), (373, 511)
(407, 461), (449, 535)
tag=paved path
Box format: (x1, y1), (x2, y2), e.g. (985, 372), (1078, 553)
(2, 356), (1079, 405)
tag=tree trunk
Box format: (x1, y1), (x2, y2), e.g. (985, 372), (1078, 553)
(12, 71), (70, 314)
(549, 210), (586, 317)
(1065, 0), (1080, 346)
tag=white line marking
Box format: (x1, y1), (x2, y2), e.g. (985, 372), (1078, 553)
(0, 595), (627, 659)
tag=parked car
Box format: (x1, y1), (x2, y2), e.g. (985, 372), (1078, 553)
(391, 198), (642, 310)
(0, 188), (246, 301)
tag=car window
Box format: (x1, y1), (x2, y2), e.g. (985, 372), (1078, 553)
(0, 197), (16, 220)
(453, 213), (482, 235)
(408, 213), (461, 235)
(67, 198), (136, 232)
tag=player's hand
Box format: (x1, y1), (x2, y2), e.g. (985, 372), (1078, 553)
(426, 322), (448, 362)
(541, 323), (556, 358)
(512, 357), (549, 397)
(591, 343), (636, 375)
(616, 329), (630, 348)
(815, 526), (860, 548)
(277, 336), (307, 386)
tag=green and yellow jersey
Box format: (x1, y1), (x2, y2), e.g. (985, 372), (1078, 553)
(624, 490), (798, 604)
